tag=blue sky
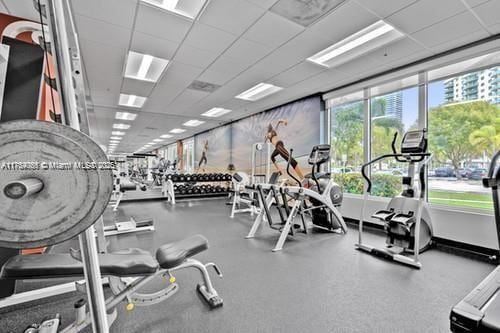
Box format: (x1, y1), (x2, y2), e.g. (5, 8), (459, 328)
(401, 80), (445, 129)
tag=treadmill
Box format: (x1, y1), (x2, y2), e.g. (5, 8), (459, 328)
(450, 150), (500, 333)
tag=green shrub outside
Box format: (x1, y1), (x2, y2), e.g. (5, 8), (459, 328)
(332, 173), (402, 197)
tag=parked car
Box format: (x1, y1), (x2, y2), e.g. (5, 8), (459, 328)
(332, 167), (353, 174)
(468, 168), (487, 180)
(459, 168), (474, 178)
(434, 167), (455, 177)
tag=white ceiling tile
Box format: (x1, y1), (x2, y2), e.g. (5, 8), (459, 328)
(199, 0), (266, 35)
(0, 2), (8, 13)
(157, 61), (204, 88)
(74, 14), (131, 49)
(354, 0), (419, 18)
(471, 0), (500, 29)
(2, 0), (42, 21)
(173, 43), (219, 69)
(71, 0), (137, 29)
(121, 79), (155, 96)
(184, 22), (238, 53)
(79, 38), (126, 86)
(386, 0), (468, 34)
(306, 1), (379, 43)
(130, 31), (179, 59)
(411, 11), (485, 48)
(135, 3), (192, 42)
(243, 11), (304, 48)
(197, 69), (235, 86)
(427, 29), (490, 53)
(269, 61), (326, 88)
(207, 55), (252, 80)
(367, 37), (430, 65)
(464, 0), (491, 7)
(244, 0), (279, 10)
(142, 86), (182, 113)
(90, 90), (120, 107)
(222, 38), (272, 63)
(167, 89), (210, 111)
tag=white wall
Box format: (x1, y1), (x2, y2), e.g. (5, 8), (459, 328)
(341, 194), (498, 250)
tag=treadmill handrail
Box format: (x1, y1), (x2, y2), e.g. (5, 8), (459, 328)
(360, 153), (431, 193)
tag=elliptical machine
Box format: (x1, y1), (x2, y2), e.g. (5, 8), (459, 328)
(356, 129), (433, 268)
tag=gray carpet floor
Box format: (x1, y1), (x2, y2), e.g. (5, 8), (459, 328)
(0, 198), (494, 333)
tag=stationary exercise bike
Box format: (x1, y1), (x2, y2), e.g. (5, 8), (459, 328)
(356, 129), (433, 268)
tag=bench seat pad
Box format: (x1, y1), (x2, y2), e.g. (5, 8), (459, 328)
(0, 248), (158, 279)
(156, 235), (208, 269)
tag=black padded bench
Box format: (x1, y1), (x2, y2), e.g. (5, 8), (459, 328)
(1, 235), (209, 279)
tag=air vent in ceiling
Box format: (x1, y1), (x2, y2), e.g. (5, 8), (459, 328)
(188, 80), (221, 93)
(270, 0), (346, 27)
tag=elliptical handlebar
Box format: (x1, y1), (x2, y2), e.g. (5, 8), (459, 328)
(360, 152), (432, 194)
(391, 132), (398, 155)
(287, 148), (302, 187)
(483, 150), (500, 189)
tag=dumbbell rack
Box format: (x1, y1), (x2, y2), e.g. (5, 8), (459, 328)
(165, 173), (232, 200)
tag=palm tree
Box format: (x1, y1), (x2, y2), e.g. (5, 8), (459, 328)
(469, 121), (500, 159)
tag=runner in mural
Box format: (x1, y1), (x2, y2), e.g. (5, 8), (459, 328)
(265, 119), (304, 180)
(197, 139), (209, 172)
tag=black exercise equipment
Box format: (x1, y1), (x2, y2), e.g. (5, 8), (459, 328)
(450, 150), (500, 333)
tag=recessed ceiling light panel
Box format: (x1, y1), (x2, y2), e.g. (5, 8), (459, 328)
(113, 123), (131, 130)
(112, 131), (126, 136)
(307, 20), (404, 68)
(235, 83), (283, 101)
(124, 51), (169, 82)
(141, 0), (208, 19)
(201, 107), (232, 118)
(170, 128), (186, 134)
(160, 134), (173, 138)
(183, 119), (205, 127)
(115, 112), (138, 120)
(118, 94), (147, 108)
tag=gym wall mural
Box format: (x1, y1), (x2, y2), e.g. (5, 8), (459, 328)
(231, 95), (322, 174)
(194, 124), (232, 173)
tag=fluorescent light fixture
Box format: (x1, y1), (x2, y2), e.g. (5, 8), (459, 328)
(201, 107), (232, 118)
(183, 119), (205, 127)
(160, 134), (173, 139)
(112, 131), (126, 136)
(124, 51), (169, 82)
(115, 112), (137, 120)
(147, 142), (156, 145)
(170, 128), (186, 134)
(307, 20), (404, 68)
(141, 0), (208, 20)
(235, 83), (283, 101)
(110, 136), (122, 140)
(113, 123), (131, 130)
(153, 139), (163, 142)
(118, 94), (147, 108)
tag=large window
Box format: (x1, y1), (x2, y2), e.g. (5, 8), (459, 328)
(427, 66), (499, 211)
(370, 86), (419, 198)
(330, 99), (364, 194)
(326, 51), (499, 213)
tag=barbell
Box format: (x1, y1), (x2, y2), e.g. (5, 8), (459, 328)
(0, 120), (113, 249)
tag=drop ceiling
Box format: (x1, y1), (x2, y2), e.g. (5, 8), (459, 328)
(1, 0), (499, 153)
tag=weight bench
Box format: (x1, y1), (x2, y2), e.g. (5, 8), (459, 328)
(0, 235), (223, 332)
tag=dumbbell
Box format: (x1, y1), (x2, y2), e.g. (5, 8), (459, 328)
(187, 186), (194, 195)
(185, 173), (192, 182)
(172, 174), (179, 182)
(173, 185), (179, 192)
(179, 186), (187, 195)
(191, 174), (198, 182)
(138, 183), (147, 191)
(178, 174), (186, 182)
(214, 186), (222, 193)
(193, 186), (201, 194)
(208, 173), (215, 181)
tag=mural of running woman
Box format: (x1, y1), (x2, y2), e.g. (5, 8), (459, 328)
(197, 139), (208, 172)
(265, 119), (304, 180)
